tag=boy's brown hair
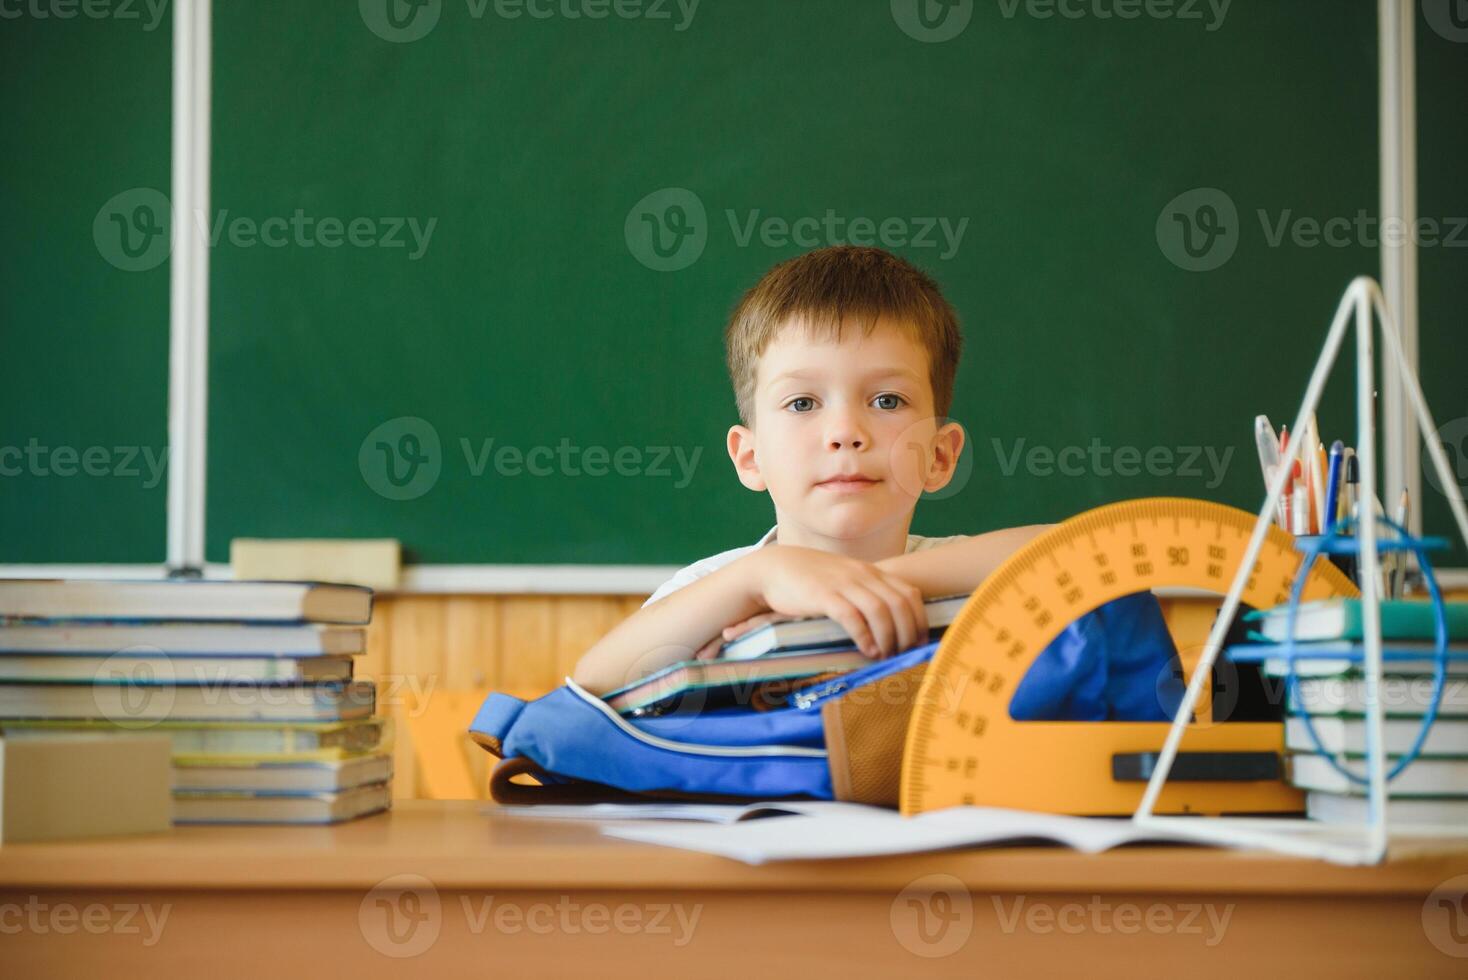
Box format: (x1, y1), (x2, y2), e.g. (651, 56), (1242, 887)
(724, 246), (963, 425)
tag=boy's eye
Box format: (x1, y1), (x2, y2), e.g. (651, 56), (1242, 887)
(873, 393), (905, 410)
(786, 397), (816, 413)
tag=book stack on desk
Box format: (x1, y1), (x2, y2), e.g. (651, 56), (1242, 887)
(1227, 598), (1468, 827)
(0, 579), (393, 825)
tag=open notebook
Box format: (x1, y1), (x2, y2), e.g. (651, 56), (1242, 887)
(497, 800), (1202, 864)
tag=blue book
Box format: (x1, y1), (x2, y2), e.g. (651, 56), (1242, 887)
(1227, 640), (1468, 677)
(1244, 599), (1468, 643)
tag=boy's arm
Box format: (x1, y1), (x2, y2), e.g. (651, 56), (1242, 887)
(875, 524), (1053, 598)
(571, 545), (931, 696)
(570, 557), (769, 697)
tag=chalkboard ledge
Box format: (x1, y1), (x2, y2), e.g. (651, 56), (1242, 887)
(0, 563), (678, 596)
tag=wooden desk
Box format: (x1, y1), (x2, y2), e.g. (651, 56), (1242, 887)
(2, 801), (1466, 978)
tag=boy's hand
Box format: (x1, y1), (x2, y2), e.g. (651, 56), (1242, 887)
(691, 611), (794, 662)
(745, 545), (928, 659)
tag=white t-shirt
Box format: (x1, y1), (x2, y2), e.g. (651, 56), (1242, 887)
(642, 526), (969, 607)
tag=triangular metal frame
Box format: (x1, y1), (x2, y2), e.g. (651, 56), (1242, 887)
(1131, 276), (1468, 865)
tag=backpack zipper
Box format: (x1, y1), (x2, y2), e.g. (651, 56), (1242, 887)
(564, 678), (827, 759)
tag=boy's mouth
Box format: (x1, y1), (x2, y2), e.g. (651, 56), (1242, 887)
(814, 474), (882, 494)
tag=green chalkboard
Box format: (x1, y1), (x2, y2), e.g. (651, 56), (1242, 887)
(4, 2), (1465, 566)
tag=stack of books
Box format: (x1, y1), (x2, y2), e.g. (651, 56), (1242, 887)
(602, 594), (970, 716)
(0, 579), (392, 825)
(1228, 598), (1468, 827)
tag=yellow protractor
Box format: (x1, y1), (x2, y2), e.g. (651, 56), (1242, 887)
(900, 497), (1359, 817)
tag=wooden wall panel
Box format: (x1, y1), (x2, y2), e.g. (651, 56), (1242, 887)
(362, 594), (646, 800)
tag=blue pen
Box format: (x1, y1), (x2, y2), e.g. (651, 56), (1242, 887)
(1323, 440), (1344, 533)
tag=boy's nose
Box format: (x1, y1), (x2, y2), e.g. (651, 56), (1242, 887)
(826, 412), (869, 450)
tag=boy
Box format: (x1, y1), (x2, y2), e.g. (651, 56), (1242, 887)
(572, 246), (1051, 696)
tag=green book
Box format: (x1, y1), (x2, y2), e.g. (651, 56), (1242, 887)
(1246, 599), (1468, 643)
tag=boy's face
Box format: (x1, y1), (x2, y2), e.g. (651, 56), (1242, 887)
(727, 317), (965, 544)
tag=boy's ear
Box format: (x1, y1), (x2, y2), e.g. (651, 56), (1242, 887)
(726, 424), (767, 492)
(923, 421), (966, 493)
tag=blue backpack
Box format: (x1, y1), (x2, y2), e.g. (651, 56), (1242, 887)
(469, 592), (1183, 805)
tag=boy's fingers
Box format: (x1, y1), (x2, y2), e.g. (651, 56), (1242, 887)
(881, 573), (930, 643)
(722, 612), (780, 640)
(825, 595), (876, 657)
(693, 635), (724, 661)
(864, 577), (920, 652)
(843, 585), (898, 656)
